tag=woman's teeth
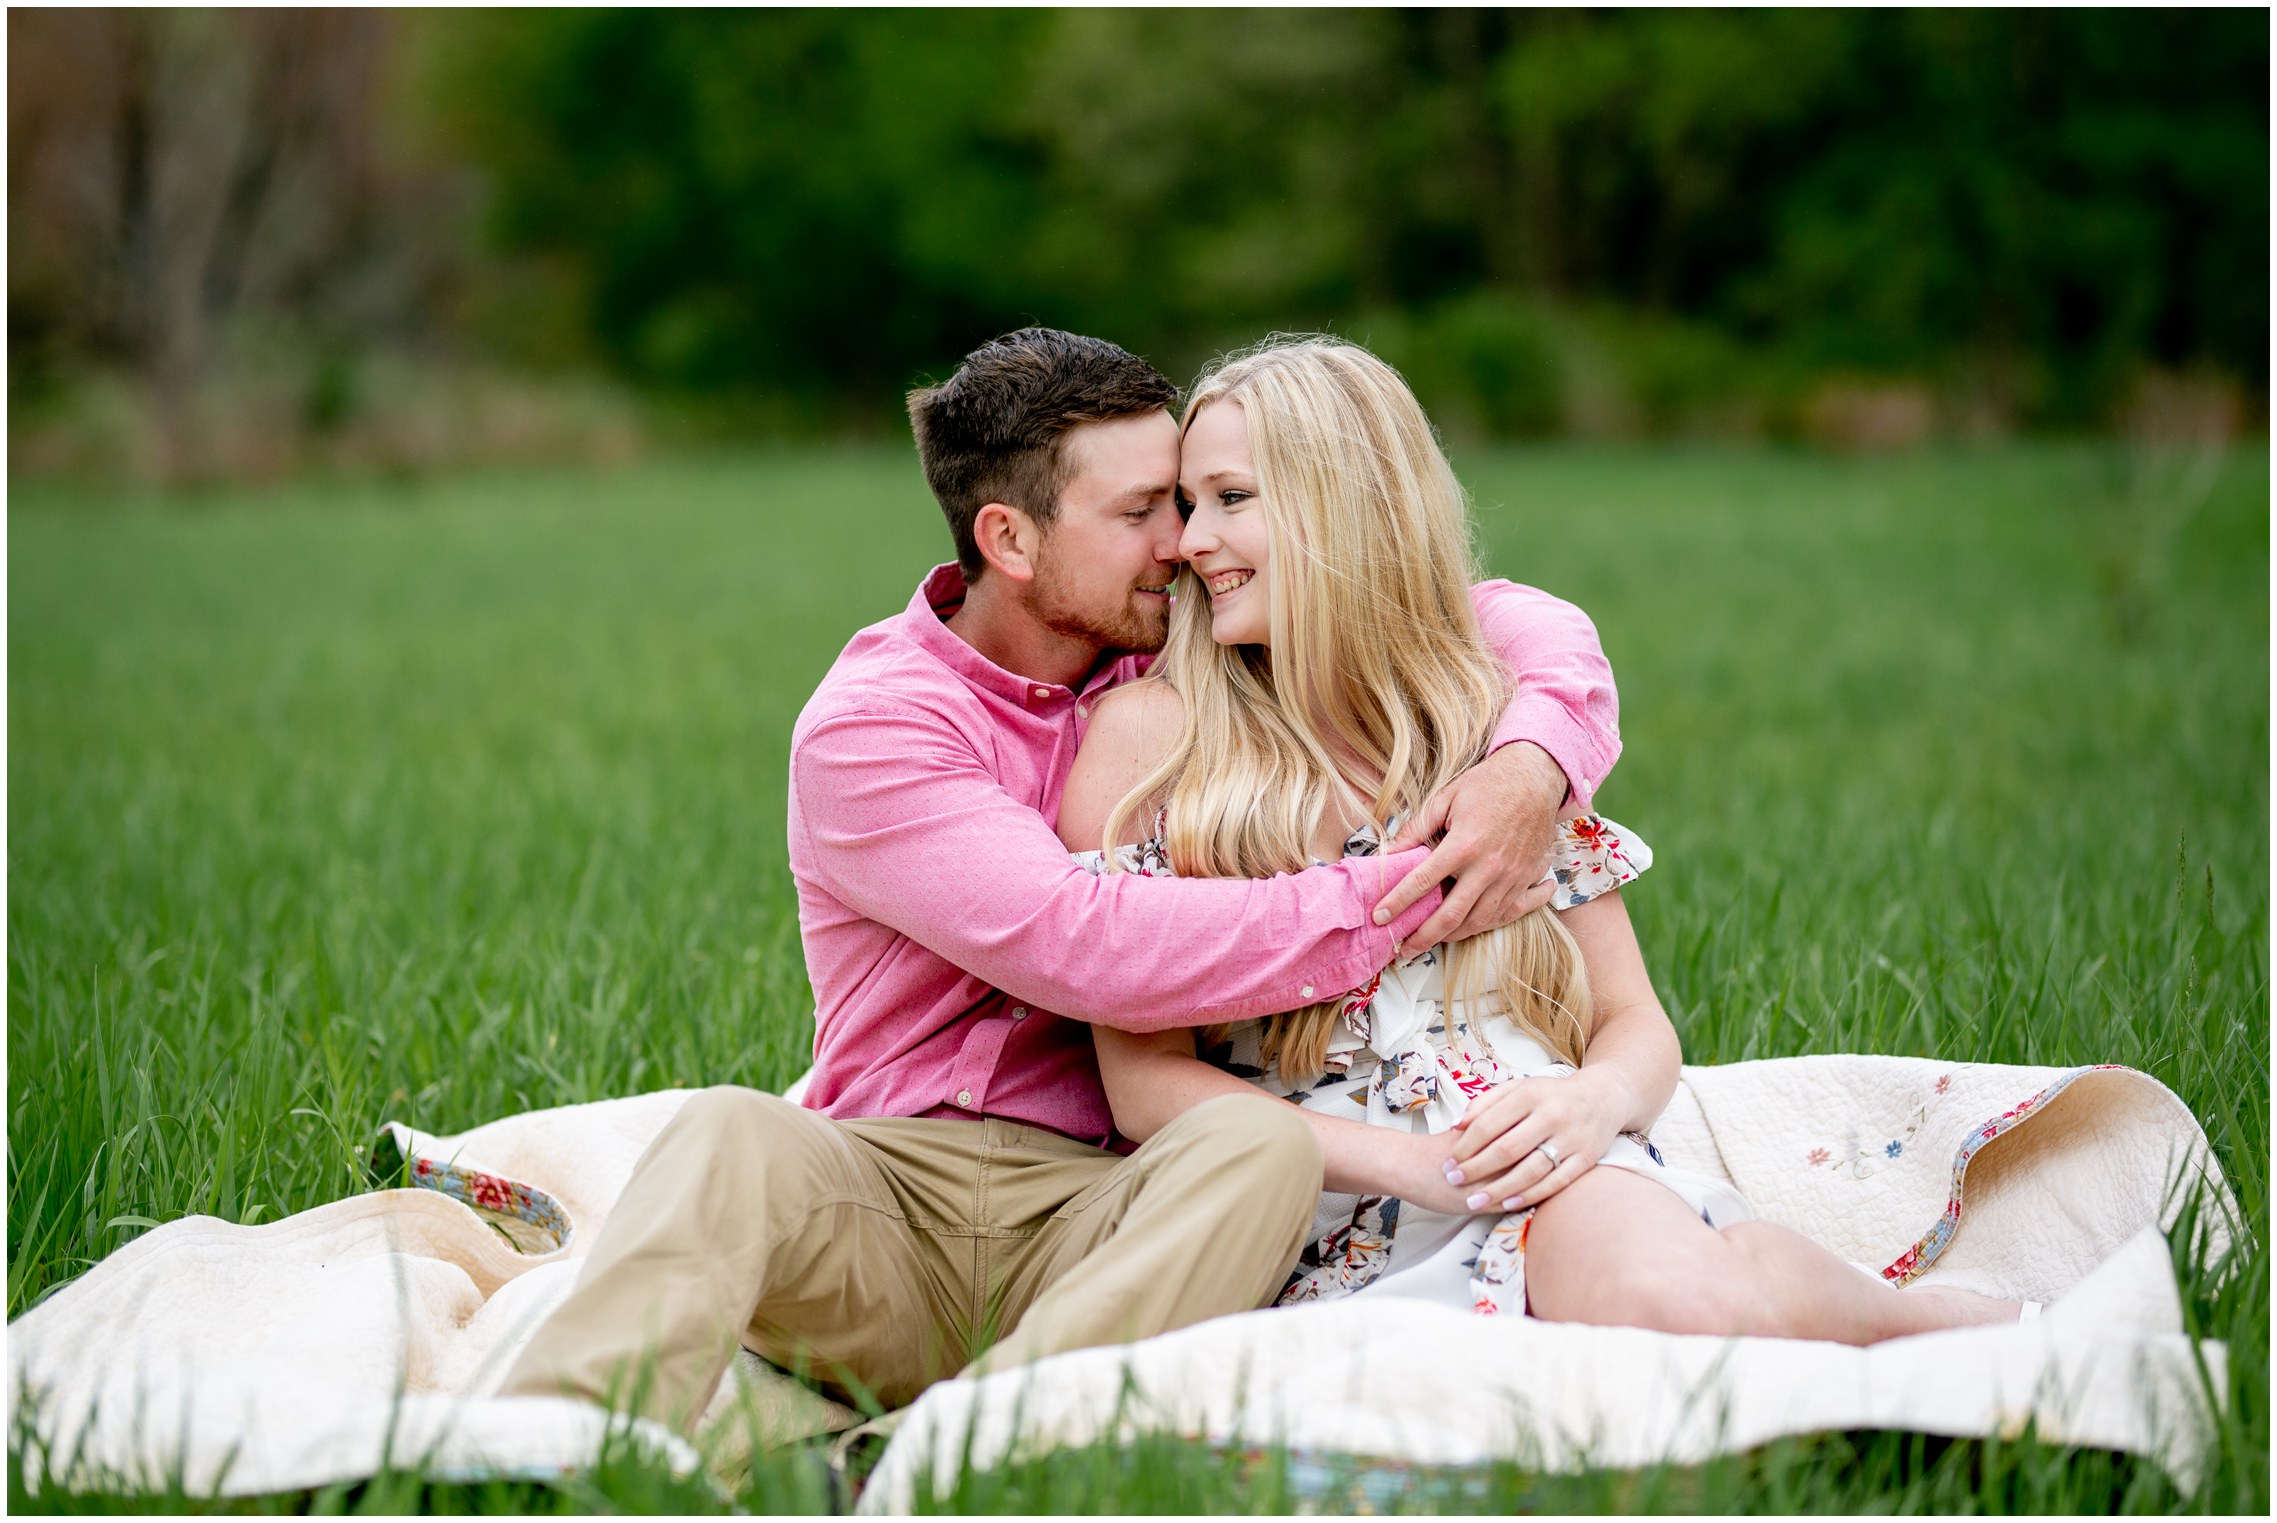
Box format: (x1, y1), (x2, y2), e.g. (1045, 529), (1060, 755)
(1206, 570), (1253, 597)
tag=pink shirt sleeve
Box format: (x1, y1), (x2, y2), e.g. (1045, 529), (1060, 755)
(792, 704), (1442, 1032)
(1469, 579), (1622, 810)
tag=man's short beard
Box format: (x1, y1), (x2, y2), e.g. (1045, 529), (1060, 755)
(1028, 544), (1169, 656)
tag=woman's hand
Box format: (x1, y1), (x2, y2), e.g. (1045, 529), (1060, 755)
(1441, 1069), (1633, 1212)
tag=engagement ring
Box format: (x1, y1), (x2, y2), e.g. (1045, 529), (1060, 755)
(1535, 1141), (1562, 1169)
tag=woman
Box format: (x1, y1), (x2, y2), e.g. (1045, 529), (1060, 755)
(1055, 337), (2021, 1339)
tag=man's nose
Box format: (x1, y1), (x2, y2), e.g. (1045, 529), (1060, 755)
(1152, 515), (1186, 564)
(1177, 514), (1215, 562)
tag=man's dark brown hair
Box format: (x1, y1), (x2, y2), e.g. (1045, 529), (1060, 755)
(907, 328), (1177, 580)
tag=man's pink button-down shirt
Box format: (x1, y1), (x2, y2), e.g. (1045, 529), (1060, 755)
(787, 564), (1621, 1146)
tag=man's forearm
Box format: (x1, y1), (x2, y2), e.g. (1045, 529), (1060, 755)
(795, 707), (1443, 1030)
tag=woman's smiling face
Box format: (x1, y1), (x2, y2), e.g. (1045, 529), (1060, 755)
(1177, 398), (1274, 647)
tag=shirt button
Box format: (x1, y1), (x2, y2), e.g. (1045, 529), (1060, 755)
(1033, 686), (1052, 699)
(1300, 985), (1315, 999)
(956, 1089), (973, 1107)
(1011, 1007), (1028, 1020)
(1076, 704), (1088, 719)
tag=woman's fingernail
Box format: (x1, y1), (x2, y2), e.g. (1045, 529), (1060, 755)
(1465, 1192), (1491, 1211)
(1444, 1166), (1465, 1185)
(1503, 1197), (1524, 1211)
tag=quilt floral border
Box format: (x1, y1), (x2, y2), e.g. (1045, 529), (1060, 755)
(1878, 1063), (2126, 1285)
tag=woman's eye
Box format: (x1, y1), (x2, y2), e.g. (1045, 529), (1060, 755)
(1174, 490), (1194, 521)
(1220, 489), (1251, 508)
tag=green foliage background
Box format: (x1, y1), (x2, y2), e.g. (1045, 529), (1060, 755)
(421, 8), (2267, 429)
(9, 9), (2264, 482)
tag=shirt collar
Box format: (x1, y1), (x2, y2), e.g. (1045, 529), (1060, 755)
(900, 563), (1118, 707)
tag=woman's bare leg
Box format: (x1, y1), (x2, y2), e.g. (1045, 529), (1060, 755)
(1523, 1166), (2019, 1343)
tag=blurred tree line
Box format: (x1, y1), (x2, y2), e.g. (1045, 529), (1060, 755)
(9, 8), (2266, 481)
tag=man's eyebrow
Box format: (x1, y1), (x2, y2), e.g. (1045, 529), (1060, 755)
(1110, 481), (1174, 504)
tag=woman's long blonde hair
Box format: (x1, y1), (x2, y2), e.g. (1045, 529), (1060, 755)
(1103, 336), (1591, 1080)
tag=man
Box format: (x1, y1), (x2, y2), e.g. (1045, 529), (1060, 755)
(501, 328), (1622, 1431)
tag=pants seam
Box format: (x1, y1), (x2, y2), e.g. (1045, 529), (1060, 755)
(970, 1134), (995, 1333)
(801, 1190), (915, 1224)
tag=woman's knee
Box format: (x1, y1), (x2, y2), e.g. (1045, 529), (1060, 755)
(1527, 1182), (1763, 1335)
(1638, 1266), (1761, 1336)
(1540, 1253), (1759, 1335)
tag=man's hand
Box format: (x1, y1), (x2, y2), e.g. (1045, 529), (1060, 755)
(1373, 741), (1568, 956)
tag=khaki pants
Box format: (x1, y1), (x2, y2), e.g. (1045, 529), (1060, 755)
(498, 1086), (1322, 1431)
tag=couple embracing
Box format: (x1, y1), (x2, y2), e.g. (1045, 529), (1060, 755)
(500, 328), (2021, 1433)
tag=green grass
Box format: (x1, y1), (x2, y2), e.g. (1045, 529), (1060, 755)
(8, 441), (2267, 1512)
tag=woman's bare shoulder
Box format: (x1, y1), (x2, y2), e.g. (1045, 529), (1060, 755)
(1057, 678), (1187, 851)
(1090, 675), (1187, 738)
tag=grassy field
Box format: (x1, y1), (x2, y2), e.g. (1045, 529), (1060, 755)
(7, 441), (2267, 1512)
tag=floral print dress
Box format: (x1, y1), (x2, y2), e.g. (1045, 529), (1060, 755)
(1073, 813), (1754, 1316)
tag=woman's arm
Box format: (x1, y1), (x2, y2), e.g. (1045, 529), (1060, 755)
(1440, 890), (1682, 1211)
(1096, 1024), (1475, 1210)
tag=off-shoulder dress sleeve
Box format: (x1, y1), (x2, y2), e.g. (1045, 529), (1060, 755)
(1548, 813), (1651, 909)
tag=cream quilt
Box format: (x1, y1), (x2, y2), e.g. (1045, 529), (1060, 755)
(864, 1056), (2239, 1508)
(6, 1059), (2238, 1505)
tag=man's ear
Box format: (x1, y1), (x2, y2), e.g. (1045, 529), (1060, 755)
(971, 502), (1045, 583)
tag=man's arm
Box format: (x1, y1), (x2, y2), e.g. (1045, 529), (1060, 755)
(1471, 577), (1621, 808)
(1380, 578), (1622, 952)
(792, 703), (1442, 1033)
